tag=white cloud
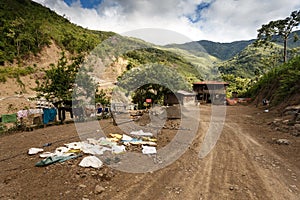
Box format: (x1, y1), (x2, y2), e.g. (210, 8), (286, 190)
(33, 0), (300, 44)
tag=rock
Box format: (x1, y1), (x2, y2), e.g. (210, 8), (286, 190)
(94, 185), (105, 194)
(294, 124), (300, 131)
(79, 184), (87, 188)
(276, 139), (290, 145)
(285, 105), (300, 110)
(80, 173), (87, 178)
(90, 171), (98, 176)
(65, 191), (71, 194)
(282, 120), (290, 124)
(274, 127), (281, 131)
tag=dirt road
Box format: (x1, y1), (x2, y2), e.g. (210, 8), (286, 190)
(0, 105), (299, 200)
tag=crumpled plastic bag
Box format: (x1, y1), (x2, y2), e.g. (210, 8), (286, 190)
(142, 146), (157, 154)
(28, 148), (44, 155)
(79, 156), (103, 169)
(112, 145), (126, 154)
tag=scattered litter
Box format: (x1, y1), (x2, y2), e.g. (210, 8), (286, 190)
(109, 133), (123, 141)
(122, 134), (133, 141)
(112, 145), (126, 154)
(81, 144), (110, 155)
(64, 142), (83, 150)
(142, 146), (157, 154)
(130, 130), (153, 137)
(79, 156), (103, 169)
(55, 147), (69, 155)
(39, 152), (54, 158)
(43, 143), (52, 147)
(35, 154), (81, 167)
(98, 138), (118, 147)
(28, 148), (44, 155)
(142, 137), (157, 142)
(275, 139), (290, 145)
(86, 138), (99, 145)
(30, 129), (159, 168)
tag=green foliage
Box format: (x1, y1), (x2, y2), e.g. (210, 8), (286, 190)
(132, 84), (168, 109)
(0, 123), (7, 134)
(0, 0), (114, 64)
(0, 65), (36, 83)
(34, 52), (95, 103)
(90, 35), (202, 85)
(95, 89), (111, 106)
(167, 40), (255, 61)
(217, 44), (283, 78)
(255, 10), (300, 62)
(123, 48), (202, 84)
(117, 63), (191, 107)
(221, 74), (253, 97)
(246, 56), (300, 105)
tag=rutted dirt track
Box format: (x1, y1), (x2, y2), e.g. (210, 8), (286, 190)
(0, 105), (299, 200)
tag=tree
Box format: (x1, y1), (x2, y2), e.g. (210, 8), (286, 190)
(117, 64), (191, 108)
(34, 52), (96, 105)
(255, 10), (300, 62)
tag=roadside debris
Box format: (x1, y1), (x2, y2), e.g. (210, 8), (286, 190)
(79, 156), (103, 169)
(35, 154), (82, 167)
(273, 138), (290, 145)
(29, 130), (158, 168)
(28, 148), (44, 155)
(142, 146), (157, 154)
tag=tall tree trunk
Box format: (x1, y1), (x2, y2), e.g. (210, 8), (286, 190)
(283, 37), (288, 62)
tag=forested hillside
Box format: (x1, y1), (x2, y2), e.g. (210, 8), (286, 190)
(218, 44), (284, 78)
(166, 39), (255, 60)
(0, 0), (115, 65)
(0, 0), (208, 102)
(246, 55), (300, 106)
(1, 0), (299, 106)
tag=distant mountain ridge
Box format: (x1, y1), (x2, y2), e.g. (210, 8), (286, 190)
(166, 30), (300, 61)
(166, 39), (255, 60)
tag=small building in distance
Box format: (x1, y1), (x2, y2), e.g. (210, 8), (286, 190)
(164, 90), (196, 106)
(193, 81), (229, 104)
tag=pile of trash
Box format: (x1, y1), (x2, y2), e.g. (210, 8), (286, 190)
(28, 130), (158, 169)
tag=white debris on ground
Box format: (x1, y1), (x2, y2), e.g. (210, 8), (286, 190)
(28, 130), (158, 168)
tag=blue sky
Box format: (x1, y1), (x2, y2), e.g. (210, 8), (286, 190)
(63, 0), (103, 9)
(34, 0), (300, 45)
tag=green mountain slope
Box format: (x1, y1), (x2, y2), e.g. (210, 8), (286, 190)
(0, 0), (209, 93)
(246, 56), (300, 106)
(166, 30), (300, 62)
(90, 34), (204, 86)
(166, 39), (255, 60)
(0, 0), (115, 64)
(217, 44), (284, 78)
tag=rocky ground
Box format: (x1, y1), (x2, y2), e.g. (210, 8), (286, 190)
(0, 104), (299, 200)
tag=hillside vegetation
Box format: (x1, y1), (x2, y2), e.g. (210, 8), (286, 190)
(217, 44), (284, 78)
(0, 0), (209, 101)
(166, 39), (254, 60)
(246, 56), (300, 106)
(1, 0), (299, 107)
(0, 0), (115, 65)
